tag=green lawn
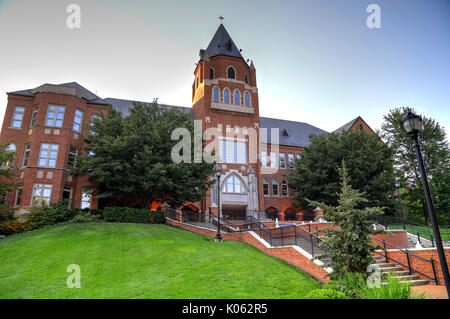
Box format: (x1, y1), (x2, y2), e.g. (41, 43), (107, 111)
(0, 223), (320, 299)
(387, 224), (450, 242)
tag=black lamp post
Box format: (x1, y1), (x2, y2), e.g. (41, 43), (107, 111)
(215, 165), (222, 242)
(395, 177), (405, 221)
(401, 109), (450, 297)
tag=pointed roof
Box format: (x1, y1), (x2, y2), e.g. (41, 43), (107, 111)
(332, 117), (359, 134)
(201, 24), (244, 60)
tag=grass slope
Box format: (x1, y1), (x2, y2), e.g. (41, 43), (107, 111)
(0, 223), (320, 298)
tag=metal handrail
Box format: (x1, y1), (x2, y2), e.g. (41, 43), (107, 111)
(370, 235), (438, 284)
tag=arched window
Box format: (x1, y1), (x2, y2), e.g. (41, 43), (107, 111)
(272, 179), (279, 196)
(244, 73), (248, 84)
(213, 87), (219, 103)
(222, 174), (245, 194)
(244, 92), (250, 107)
(210, 68), (215, 80)
(4, 143), (16, 167)
(234, 90), (240, 105)
(227, 66), (235, 79)
(281, 180), (288, 196)
(223, 89), (230, 104)
(263, 178), (269, 196)
(6, 143), (16, 152)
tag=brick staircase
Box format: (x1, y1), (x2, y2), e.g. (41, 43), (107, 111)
(371, 255), (429, 286)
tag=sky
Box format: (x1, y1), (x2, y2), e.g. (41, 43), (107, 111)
(0, 0), (449, 136)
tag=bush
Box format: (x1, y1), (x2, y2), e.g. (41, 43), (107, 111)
(326, 272), (366, 299)
(361, 274), (425, 299)
(103, 207), (164, 223)
(305, 289), (348, 299)
(25, 201), (76, 230)
(0, 215), (30, 235)
(71, 211), (101, 223)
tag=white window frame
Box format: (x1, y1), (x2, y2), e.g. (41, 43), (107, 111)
(11, 106), (25, 128)
(67, 146), (78, 168)
(261, 151), (267, 167)
(62, 186), (73, 209)
(279, 153), (286, 169)
(81, 188), (92, 209)
(272, 179), (279, 197)
(46, 105), (65, 127)
(270, 152), (277, 168)
(288, 153), (295, 169)
(38, 143), (59, 168)
(31, 184), (52, 206)
(222, 175), (245, 194)
(73, 109), (83, 132)
(30, 105), (38, 128)
(22, 143), (31, 167)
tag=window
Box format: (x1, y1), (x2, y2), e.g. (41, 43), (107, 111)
(297, 154), (301, 160)
(270, 152), (277, 168)
(222, 175), (245, 193)
(213, 87), (219, 103)
(281, 181), (288, 196)
(81, 188), (92, 209)
(223, 89), (230, 104)
(32, 184), (52, 206)
(90, 114), (101, 135)
(62, 187), (72, 208)
(73, 109), (83, 132)
(22, 144), (31, 167)
(234, 90), (240, 105)
(261, 151), (267, 167)
(46, 105), (65, 127)
(288, 153), (295, 169)
(244, 92), (250, 107)
(210, 68), (215, 80)
(14, 188), (22, 207)
(279, 153), (286, 169)
(227, 66), (235, 79)
(38, 143), (58, 167)
(67, 146), (78, 168)
(263, 179), (269, 196)
(272, 180), (279, 196)
(30, 106), (38, 128)
(3, 143), (16, 167)
(196, 77), (199, 89)
(219, 139), (247, 164)
(244, 73), (248, 84)
(11, 106), (25, 128)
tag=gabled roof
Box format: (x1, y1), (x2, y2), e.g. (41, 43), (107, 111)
(201, 24), (244, 61)
(332, 117), (359, 134)
(104, 97), (194, 118)
(260, 117), (328, 147)
(7, 82), (110, 105)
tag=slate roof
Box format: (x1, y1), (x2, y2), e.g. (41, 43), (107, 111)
(332, 117), (359, 134)
(201, 24), (244, 61)
(260, 117), (328, 147)
(104, 97), (194, 118)
(7, 82), (110, 105)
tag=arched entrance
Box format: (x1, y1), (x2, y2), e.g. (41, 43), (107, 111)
(284, 207), (297, 221)
(181, 204), (203, 222)
(265, 207), (279, 220)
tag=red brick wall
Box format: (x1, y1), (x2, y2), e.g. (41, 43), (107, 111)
(0, 92), (108, 210)
(383, 248), (450, 285)
(371, 230), (409, 249)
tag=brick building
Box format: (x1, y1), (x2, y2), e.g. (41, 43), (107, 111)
(0, 24), (374, 219)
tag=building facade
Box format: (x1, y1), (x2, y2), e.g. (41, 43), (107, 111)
(0, 24), (374, 219)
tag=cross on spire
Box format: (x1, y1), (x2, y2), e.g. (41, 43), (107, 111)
(219, 16), (224, 24)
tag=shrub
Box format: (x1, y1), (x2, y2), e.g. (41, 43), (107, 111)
(103, 207), (164, 223)
(23, 200), (76, 230)
(326, 272), (366, 299)
(0, 215), (30, 235)
(360, 274), (425, 299)
(305, 289), (348, 299)
(71, 211), (101, 223)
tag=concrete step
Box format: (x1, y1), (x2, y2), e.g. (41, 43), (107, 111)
(390, 274), (420, 281)
(401, 279), (429, 286)
(375, 262), (396, 268)
(380, 266), (404, 273)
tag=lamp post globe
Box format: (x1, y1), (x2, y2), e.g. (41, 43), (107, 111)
(215, 165), (222, 242)
(401, 108), (450, 298)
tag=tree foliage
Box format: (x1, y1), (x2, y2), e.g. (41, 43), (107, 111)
(380, 107), (450, 225)
(307, 162), (384, 279)
(0, 144), (21, 220)
(289, 130), (395, 212)
(73, 101), (215, 208)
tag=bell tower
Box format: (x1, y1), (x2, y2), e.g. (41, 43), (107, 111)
(192, 23), (262, 213)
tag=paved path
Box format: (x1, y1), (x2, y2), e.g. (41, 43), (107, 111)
(412, 284), (449, 299)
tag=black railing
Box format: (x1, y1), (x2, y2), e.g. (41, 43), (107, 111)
(182, 210), (205, 223)
(370, 235), (438, 284)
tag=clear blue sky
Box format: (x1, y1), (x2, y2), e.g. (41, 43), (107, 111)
(0, 0), (449, 136)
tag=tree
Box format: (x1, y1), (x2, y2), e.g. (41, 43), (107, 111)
(380, 107), (450, 225)
(289, 130), (395, 212)
(307, 161), (384, 279)
(73, 101), (216, 208)
(0, 144), (21, 221)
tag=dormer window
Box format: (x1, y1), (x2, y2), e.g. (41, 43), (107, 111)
(225, 39), (232, 51)
(227, 66), (235, 79)
(282, 129), (289, 136)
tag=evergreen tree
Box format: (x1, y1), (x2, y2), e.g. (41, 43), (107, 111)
(289, 130), (395, 212)
(73, 101), (215, 208)
(0, 144), (21, 220)
(380, 107), (450, 225)
(307, 161), (384, 279)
